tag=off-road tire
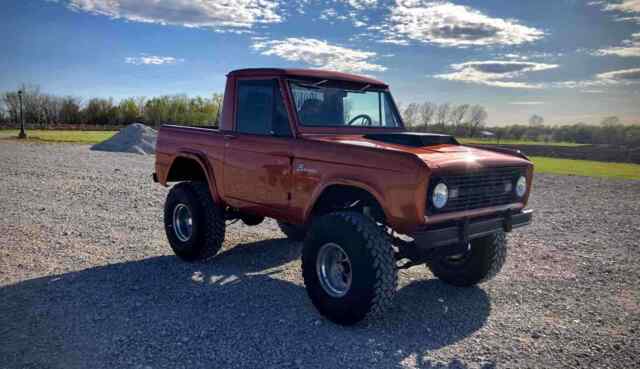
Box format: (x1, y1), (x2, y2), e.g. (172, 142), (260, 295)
(302, 211), (397, 325)
(277, 221), (307, 241)
(428, 231), (507, 287)
(164, 181), (225, 261)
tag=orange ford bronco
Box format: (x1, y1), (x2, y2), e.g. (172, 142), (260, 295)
(154, 68), (533, 325)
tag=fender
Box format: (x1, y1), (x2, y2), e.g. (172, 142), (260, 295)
(167, 150), (222, 204)
(303, 178), (389, 223)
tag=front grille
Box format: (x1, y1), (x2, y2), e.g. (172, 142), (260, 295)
(428, 167), (525, 214)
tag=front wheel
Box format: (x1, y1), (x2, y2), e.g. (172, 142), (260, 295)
(164, 181), (225, 261)
(302, 212), (397, 325)
(428, 231), (507, 287)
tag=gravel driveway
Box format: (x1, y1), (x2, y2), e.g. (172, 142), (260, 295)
(1, 141), (638, 369)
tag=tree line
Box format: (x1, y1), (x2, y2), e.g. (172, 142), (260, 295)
(399, 102), (489, 137)
(2, 85), (637, 147)
(0, 85), (222, 128)
(399, 101), (640, 147)
(489, 118), (640, 147)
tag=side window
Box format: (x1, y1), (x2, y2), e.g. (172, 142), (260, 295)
(236, 79), (292, 137)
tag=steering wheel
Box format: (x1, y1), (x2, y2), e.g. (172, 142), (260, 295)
(347, 114), (373, 126)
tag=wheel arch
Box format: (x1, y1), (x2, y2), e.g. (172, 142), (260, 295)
(165, 151), (221, 203)
(304, 181), (389, 224)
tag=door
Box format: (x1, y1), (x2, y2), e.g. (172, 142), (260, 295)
(223, 78), (294, 210)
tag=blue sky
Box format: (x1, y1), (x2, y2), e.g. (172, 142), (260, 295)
(1, 0), (639, 125)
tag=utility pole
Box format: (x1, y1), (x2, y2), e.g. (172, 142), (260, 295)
(18, 90), (27, 139)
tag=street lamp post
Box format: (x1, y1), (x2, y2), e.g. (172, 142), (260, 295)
(18, 90), (26, 139)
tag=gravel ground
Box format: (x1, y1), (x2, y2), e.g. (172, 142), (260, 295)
(1, 141), (639, 369)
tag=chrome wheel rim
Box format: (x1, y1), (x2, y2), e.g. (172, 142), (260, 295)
(316, 242), (352, 298)
(172, 203), (193, 242)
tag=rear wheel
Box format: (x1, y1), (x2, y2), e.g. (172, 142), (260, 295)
(277, 221), (307, 241)
(302, 212), (397, 325)
(428, 231), (507, 287)
(164, 182), (225, 261)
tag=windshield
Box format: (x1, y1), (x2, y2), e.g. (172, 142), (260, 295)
(289, 82), (401, 128)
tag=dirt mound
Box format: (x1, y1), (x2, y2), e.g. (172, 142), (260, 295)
(91, 123), (157, 154)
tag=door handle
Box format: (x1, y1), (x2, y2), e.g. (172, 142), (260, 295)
(224, 134), (237, 140)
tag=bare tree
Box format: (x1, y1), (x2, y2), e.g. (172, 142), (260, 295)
(419, 102), (436, 129)
(467, 105), (488, 136)
(59, 96), (82, 124)
(40, 94), (63, 127)
(1, 91), (19, 124)
(212, 93), (223, 126)
(529, 114), (544, 127)
(435, 102), (450, 129)
(135, 97), (147, 119)
(448, 104), (470, 128)
(12, 84), (45, 127)
(600, 116), (622, 145)
(402, 103), (420, 127)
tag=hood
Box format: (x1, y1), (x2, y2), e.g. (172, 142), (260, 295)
(302, 132), (532, 170)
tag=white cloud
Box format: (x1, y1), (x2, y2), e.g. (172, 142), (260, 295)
(320, 8), (348, 21)
(386, 1), (544, 47)
(379, 38), (410, 46)
(341, 0), (379, 9)
(596, 67), (640, 82)
(551, 67), (640, 88)
(615, 15), (640, 21)
(494, 51), (563, 61)
(603, 0), (640, 13)
(593, 32), (640, 57)
(501, 53), (528, 60)
(589, 1), (640, 22)
(252, 37), (386, 73)
(353, 20), (367, 27)
(319, 4), (370, 27)
(433, 60), (558, 89)
(65, 0), (282, 29)
(125, 55), (183, 65)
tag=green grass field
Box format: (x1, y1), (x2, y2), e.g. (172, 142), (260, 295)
(460, 138), (586, 147)
(531, 156), (640, 180)
(0, 129), (116, 144)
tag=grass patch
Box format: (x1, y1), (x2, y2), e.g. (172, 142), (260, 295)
(531, 156), (640, 180)
(0, 129), (116, 144)
(460, 138), (586, 147)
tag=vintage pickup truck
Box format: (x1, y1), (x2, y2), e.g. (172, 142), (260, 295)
(153, 68), (533, 325)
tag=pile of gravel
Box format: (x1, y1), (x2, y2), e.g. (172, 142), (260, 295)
(91, 123), (157, 154)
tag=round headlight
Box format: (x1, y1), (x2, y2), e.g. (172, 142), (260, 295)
(432, 182), (448, 209)
(515, 176), (527, 197)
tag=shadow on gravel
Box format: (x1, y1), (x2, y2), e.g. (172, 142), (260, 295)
(0, 238), (491, 369)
